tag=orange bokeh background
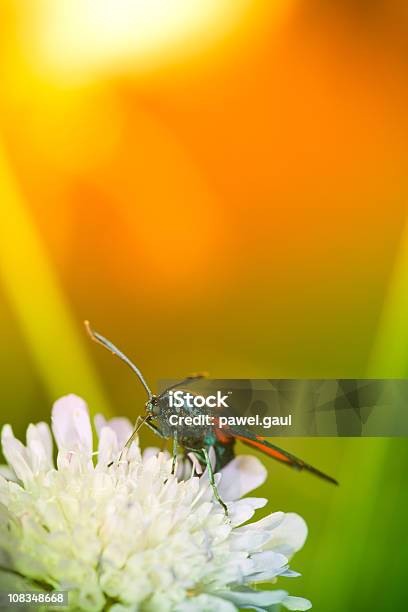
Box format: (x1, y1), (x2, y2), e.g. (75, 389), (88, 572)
(1, 3), (408, 610)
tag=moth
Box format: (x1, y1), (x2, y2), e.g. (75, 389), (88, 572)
(86, 322), (338, 514)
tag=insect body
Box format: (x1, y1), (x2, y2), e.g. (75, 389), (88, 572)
(85, 323), (338, 514)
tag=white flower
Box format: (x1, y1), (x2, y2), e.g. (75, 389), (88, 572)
(0, 394), (311, 611)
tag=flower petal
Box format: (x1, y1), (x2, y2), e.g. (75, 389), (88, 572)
(0, 465), (17, 481)
(26, 423), (54, 472)
(230, 530), (272, 552)
(52, 394), (92, 453)
(1, 425), (32, 484)
(219, 456), (267, 501)
(187, 452), (203, 475)
(142, 447), (163, 461)
(264, 513), (308, 557)
(282, 595), (312, 610)
(176, 594), (238, 611)
(280, 569), (302, 578)
(27, 422), (53, 463)
(94, 414), (133, 446)
(97, 427), (119, 468)
(250, 551), (288, 572)
(218, 588), (288, 607)
(236, 511), (285, 534)
(228, 497), (267, 527)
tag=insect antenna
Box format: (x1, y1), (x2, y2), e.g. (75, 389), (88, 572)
(85, 321), (153, 400)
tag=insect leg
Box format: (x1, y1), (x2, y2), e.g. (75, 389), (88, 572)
(144, 419), (167, 439)
(143, 419), (168, 451)
(202, 447), (228, 516)
(172, 430), (178, 474)
(116, 415), (150, 464)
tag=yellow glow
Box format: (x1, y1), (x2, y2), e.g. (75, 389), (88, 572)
(30, 0), (253, 77)
(368, 219), (408, 377)
(0, 142), (111, 416)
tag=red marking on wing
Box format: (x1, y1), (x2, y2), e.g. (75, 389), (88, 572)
(212, 419), (338, 484)
(233, 434), (291, 464)
(214, 428), (235, 445)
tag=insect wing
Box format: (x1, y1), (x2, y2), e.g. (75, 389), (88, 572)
(213, 421), (338, 485)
